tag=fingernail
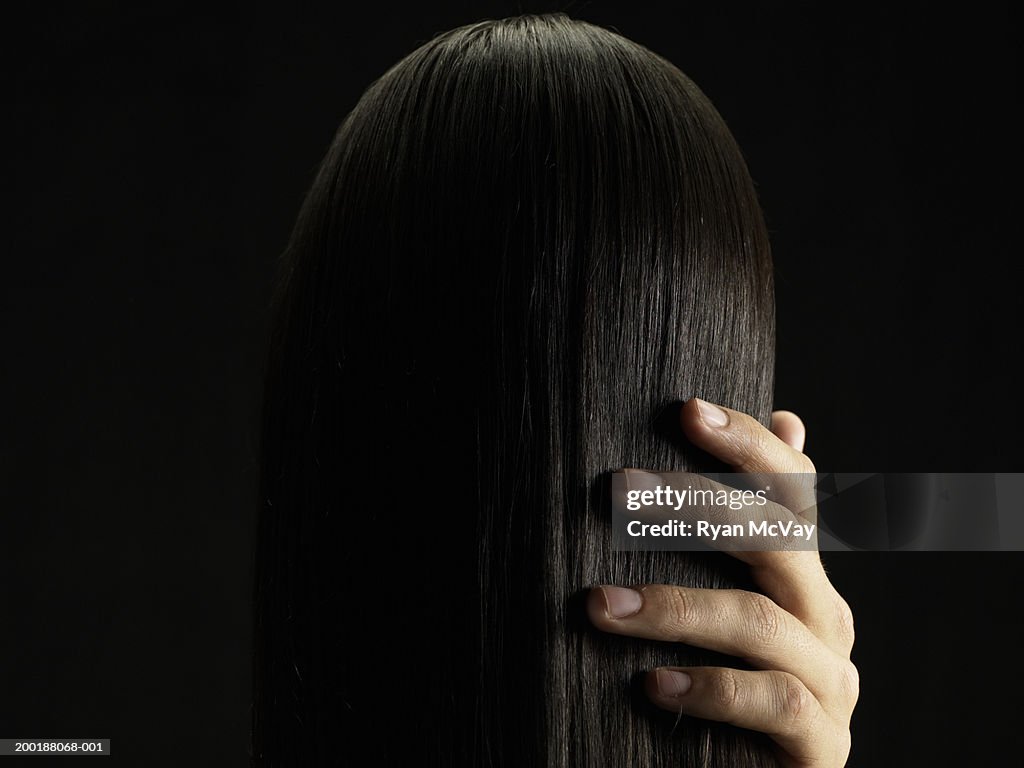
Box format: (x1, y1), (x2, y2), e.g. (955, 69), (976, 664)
(695, 398), (729, 428)
(599, 586), (643, 619)
(656, 669), (693, 697)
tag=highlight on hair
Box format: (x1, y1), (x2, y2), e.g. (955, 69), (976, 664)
(252, 13), (777, 767)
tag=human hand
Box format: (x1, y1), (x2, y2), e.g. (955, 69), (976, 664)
(588, 399), (857, 767)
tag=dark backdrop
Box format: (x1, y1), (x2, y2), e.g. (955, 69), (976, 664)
(4, 2), (1020, 766)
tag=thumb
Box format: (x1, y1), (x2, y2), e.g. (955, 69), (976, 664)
(770, 410), (806, 453)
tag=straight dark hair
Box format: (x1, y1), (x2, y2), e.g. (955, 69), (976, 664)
(252, 13), (777, 767)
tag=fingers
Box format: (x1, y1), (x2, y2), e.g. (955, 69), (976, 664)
(748, 562), (856, 660)
(680, 398), (817, 535)
(587, 584), (856, 717)
(677, 398), (854, 656)
(587, 582), (860, 765)
(599, 403), (857, 763)
(645, 666), (852, 768)
(681, 398), (815, 476)
(771, 410), (806, 452)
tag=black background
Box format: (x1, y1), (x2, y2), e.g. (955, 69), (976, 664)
(4, 2), (1021, 765)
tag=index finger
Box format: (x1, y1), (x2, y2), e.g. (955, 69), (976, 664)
(679, 398), (854, 656)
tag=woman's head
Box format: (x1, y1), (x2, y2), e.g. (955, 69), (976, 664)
(254, 13), (776, 766)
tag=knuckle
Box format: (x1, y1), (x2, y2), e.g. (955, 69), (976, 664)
(661, 588), (697, 637)
(838, 660), (860, 707)
(745, 420), (773, 460)
(779, 674), (813, 725)
(835, 594), (856, 644)
(726, 415), (770, 466)
(834, 726), (853, 764)
(799, 453), (817, 475)
(713, 668), (742, 711)
(745, 592), (784, 646)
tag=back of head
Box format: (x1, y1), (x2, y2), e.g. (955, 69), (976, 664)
(253, 13), (777, 767)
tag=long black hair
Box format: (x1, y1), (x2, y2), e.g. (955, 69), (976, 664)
(252, 13), (777, 767)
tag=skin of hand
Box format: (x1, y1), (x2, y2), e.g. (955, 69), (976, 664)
(587, 398), (857, 768)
